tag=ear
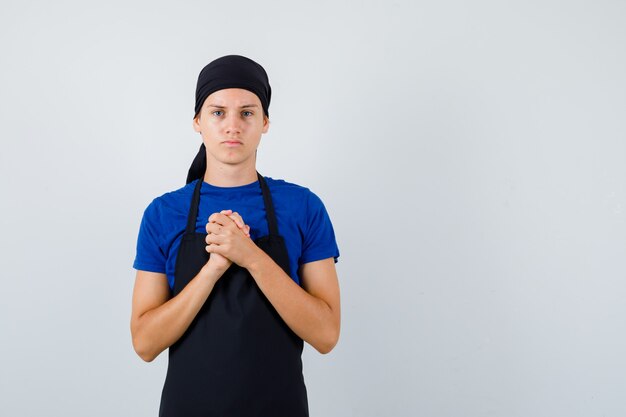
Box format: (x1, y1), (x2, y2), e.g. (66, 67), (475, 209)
(262, 115), (270, 134)
(192, 115), (201, 133)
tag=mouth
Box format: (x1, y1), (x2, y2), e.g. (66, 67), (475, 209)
(222, 140), (243, 147)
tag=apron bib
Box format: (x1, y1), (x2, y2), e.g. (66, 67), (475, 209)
(159, 173), (309, 417)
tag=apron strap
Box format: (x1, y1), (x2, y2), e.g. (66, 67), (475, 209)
(185, 173), (279, 236)
(257, 172), (280, 236)
(185, 178), (204, 234)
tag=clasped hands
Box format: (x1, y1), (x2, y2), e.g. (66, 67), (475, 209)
(205, 209), (259, 271)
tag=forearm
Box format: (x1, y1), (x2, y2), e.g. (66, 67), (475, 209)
(132, 264), (224, 362)
(247, 251), (340, 354)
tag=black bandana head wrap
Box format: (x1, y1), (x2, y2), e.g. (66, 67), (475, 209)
(187, 55), (271, 184)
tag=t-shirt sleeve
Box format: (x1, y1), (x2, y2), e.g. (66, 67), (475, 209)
(132, 199), (167, 273)
(300, 191), (340, 265)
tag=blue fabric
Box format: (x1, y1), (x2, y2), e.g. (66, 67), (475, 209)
(133, 177), (340, 290)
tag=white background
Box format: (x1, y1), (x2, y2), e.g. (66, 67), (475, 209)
(1, 1), (625, 416)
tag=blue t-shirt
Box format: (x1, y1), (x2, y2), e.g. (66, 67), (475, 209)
(133, 177), (340, 290)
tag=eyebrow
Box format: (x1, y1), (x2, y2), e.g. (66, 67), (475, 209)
(207, 104), (259, 109)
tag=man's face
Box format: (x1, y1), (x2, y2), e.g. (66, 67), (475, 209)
(193, 88), (269, 168)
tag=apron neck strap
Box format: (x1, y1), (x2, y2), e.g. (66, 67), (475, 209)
(257, 172), (279, 236)
(186, 177), (204, 234)
(185, 172), (280, 236)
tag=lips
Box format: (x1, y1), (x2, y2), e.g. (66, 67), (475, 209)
(222, 140), (242, 146)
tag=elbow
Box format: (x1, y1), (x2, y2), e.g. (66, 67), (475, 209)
(140, 353), (157, 363)
(135, 345), (158, 363)
(314, 326), (340, 355)
(315, 343), (335, 355)
(131, 323), (159, 362)
(132, 335), (158, 362)
(315, 337), (338, 355)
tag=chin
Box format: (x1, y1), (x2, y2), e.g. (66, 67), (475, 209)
(218, 157), (250, 166)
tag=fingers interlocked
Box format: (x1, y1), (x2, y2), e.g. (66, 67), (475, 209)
(220, 210), (251, 237)
(205, 211), (250, 248)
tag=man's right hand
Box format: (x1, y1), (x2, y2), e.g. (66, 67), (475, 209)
(205, 209), (250, 272)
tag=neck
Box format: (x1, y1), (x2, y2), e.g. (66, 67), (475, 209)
(203, 162), (258, 187)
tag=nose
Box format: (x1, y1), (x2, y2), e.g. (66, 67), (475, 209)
(224, 112), (242, 135)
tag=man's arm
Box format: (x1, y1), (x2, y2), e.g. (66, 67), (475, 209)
(248, 255), (341, 354)
(131, 210), (249, 362)
(205, 213), (341, 354)
(130, 265), (226, 362)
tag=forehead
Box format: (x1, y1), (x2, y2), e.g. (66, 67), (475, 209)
(204, 88), (261, 107)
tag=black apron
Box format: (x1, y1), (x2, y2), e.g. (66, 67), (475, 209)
(159, 173), (309, 417)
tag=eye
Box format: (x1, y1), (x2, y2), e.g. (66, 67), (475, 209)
(242, 110), (253, 117)
(212, 110), (224, 117)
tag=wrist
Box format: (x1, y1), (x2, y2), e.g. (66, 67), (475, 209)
(244, 246), (270, 273)
(201, 261), (229, 282)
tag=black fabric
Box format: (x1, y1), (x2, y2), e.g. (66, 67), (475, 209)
(185, 143), (207, 185)
(158, 173), (309, 417)
(194, 54), (271, 118)
(187, 55), (271, 185)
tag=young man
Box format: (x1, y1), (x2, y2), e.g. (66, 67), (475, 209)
(131, 55), (340, 416)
